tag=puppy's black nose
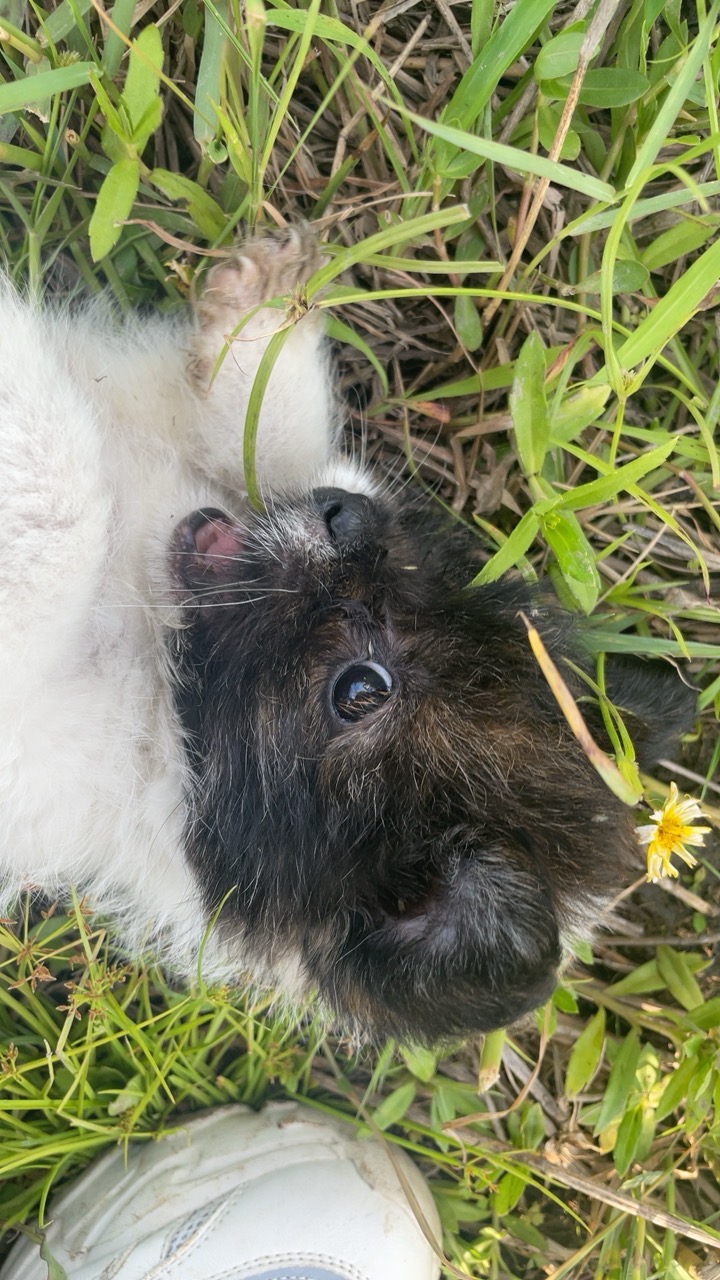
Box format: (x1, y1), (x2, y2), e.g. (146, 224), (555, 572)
(314, 488), (377, 545)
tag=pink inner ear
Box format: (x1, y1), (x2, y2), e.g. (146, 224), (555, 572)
(194, 519), (244, 561)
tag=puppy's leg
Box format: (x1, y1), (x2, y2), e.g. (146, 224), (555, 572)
(188, 227), (337, 494)
(0, 290), (107, 686)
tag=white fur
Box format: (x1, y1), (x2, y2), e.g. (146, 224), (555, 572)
(0, 240), (368, 979)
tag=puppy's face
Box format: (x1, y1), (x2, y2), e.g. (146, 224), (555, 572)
(170, 475), (635, 1044)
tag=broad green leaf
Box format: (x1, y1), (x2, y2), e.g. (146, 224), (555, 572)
(88, 157), (140, 262)
(541, 508), (601, 613)
(100, 122), (130, 164)
(553, 985), (579, 1013)
(0, 62), (95, 115)
(520, 1102), (546, 1151)
(123, 122), (160, 171)
(431, 1084), (461, 1130)
(123, 24), (164, 148)
(609, 958), (663, 995)
(577, 68), (650, 107)
(150, 168), (226, 239)
(441, 149), (488, 180)
(656, 945), (704, 1011)
(565, 1007), (606, 1097)
(640, 216), (720, 272)
(656, 1055), (701, 1122)
(39, 1237), (69, 1280)
(572, 259), (650, 295)
(550, 385), (610, 445)
(503, 1216), (548, 1253)
(594, 1030), (641, 1134)
(370, 1082), (416, 1131)
(538, 70), (645, 106)
(510, 331), (550, 476)
(454, 293), (483, 352)
(472, 509), (540, 585)
(557, 438), (674, 510)
(638, 1106), (660, 1169)
(714, 1073), (720, 1129)
(389, 105), (616, 202)
(433, 1183), (485, 1231)
(613, 1104), (644, 1175)
(400, 1044), (437, 1083)
(685, 1058), (714, 1133)
(684, 997), (720, 1031)
(534, 30), (584, 81)
(493, 1172), (526, 1216)
(615, 235), (720, 371)
(537, 104), (580, 161)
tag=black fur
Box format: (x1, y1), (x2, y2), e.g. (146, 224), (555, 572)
(169, 488), (692, 1045)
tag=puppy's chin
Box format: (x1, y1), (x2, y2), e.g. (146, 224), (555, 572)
(315, 853), (562, 1045)
(341, 955), (559, 1046)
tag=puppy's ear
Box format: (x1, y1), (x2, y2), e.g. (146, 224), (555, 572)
(326, 846), (561, 1044)
(604, 659), (697, 768)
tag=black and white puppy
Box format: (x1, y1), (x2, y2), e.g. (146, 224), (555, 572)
(0, 231), (693, 1044)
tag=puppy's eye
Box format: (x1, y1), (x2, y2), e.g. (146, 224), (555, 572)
(332, 662), (393, 722)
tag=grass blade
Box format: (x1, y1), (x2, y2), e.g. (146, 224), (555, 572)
(387, 104), (616, 201)
(0, 63), (95, 114)
(624, 1), (720, 190)
(613, 235), (720, 374)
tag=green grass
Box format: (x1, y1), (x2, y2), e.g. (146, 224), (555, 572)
(1, 1), (719, 1275)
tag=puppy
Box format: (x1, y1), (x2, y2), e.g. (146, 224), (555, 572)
(0, 230), (693, 1045)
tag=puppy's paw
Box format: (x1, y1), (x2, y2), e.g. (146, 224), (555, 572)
(200, 226), (322, 316)
(191, 226), (323, 389)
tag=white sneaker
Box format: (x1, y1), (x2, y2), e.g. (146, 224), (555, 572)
(2, 1102), (442, 1280)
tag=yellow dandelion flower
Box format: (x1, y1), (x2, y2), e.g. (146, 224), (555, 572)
(637, 781), (711, 883)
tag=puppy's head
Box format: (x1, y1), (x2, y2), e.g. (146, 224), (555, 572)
(169, 471), (638, 1044)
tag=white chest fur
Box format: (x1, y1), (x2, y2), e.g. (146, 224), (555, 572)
(0, 233), (336, 973)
